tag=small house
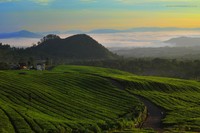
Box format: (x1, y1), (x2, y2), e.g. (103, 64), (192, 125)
(19, 63), (27, 69)
(36, 63), (45, 71)
(35, 60), (46, 71)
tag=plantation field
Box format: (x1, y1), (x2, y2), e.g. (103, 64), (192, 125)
(0, 65), (200, 133)
(53, 65), (200, 132)
(0, 69), (146, 133)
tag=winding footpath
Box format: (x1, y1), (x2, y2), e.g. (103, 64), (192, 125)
(109, 78), (165, 133)
(136, 95), (165, 133)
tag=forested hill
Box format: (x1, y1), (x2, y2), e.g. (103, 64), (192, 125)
(0, 34), (117, 63)
(28, 34), (116, 59)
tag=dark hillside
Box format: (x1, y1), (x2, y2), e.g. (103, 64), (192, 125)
(29, 34), (116, 59)
(0, 34), (117, 65)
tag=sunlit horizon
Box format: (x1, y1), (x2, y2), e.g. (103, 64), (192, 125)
(2, 30), (200, 48)
(1, 0), (200, 32)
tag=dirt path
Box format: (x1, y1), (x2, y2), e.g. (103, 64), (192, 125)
(135, 95), (165, 133)
(108, 78), (165, 133)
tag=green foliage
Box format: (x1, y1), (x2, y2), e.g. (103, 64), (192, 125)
(69, 58), (200, 79)
(0, 68), (143, 132)
(0, 62), (9, 70)
(1, 65), (200, 132)
(53, 65), (200, 132)
(40, 34), (61, 43)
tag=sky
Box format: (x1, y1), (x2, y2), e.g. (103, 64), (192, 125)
(1, 0), (200, 32)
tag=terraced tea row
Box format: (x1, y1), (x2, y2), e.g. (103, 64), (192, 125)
(1, 65), (200, 132)
(53, 65), (200, 132)
(0, 70), (144, 133)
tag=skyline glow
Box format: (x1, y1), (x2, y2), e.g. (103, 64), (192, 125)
(1, 0), (200, 32)
(2, 31), (200, 48)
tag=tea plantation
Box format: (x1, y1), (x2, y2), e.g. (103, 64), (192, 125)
(53, 65), (200, 133)
(0, 69), (145, 133)
(0, 65), (200, 133)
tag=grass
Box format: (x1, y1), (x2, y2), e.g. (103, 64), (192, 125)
(0, 69), (145, 133)
(53, 65), (200, 132)
(0, 65), (200, 132)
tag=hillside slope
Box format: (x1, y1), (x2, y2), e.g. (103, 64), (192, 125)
(0, 34), (117, 63)
(53, 65), (200, 132)
(27, 34), (116, 60)
(0, 69), (144, 133)
(1, 66), (200, 132)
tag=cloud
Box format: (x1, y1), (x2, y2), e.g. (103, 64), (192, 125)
(80, 0), (96, 3)
(115, 0), (200, 4)
(115, 0), (138, 4)
(166, 5), (198, 8)
(114, 0), (200, 10)
(0, 0), (18, 2)
(32, 0), (54, 5)
(0, 0), (54, 5)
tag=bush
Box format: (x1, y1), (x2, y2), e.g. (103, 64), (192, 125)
(0, 62), (9, 70)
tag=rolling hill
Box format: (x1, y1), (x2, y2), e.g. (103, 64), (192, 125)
(54, 66), (200, 132)
(0, 67), (145, 133)
(0, 65), (200, 132)
(28, 34), (116, 59)
(164, 36), (200, 47)
(0, 34), (117, 63)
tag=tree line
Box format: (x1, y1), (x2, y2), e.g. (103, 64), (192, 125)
(68, 58), (200, 80)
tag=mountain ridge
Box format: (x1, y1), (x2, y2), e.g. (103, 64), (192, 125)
(0, 34), (117, 63)
(3, 27), (200, 38)
(0, 30), (43, 39)
(24, 34), (117, 60)
(164, 36), (200, 46)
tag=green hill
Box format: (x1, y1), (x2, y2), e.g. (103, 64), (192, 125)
(27, 34), (116, 60)
(53, 65), (200, 132)
(0, 34), (117, 64)
(0, 65), (200, 132)
(0, 69), (144, 133)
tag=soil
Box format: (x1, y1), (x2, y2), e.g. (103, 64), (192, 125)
(109, 78), (165, 133)
(135, 95), (165, 133)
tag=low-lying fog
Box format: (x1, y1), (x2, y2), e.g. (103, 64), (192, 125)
(1, 31), (200, 48)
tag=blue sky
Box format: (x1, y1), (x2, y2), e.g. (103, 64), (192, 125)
(1, 0), (200, 32)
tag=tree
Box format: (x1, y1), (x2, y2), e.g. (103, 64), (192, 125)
(0, 62), (9, 70)
(0, 43), (10, 50)
(40, 34), (61, 43)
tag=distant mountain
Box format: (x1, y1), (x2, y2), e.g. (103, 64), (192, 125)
(88, 27), (200, 34)
(26, 34), (117, 60)
(164, 36), (200, 46)
(38, 31), (62, 35)
(63, 30), (84, 34)
(127, 27), (180, 32)
(89, 29), (121, 34)
(34, 27), (200, 36)
(126, 27), (200, 32)
(0, 30), (43, 39)
(39, 30), (84, 35)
